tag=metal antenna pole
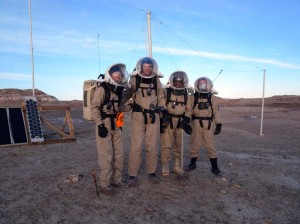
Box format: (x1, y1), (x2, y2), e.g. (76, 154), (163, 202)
(259, 69), (266, 136)
(213, 70), (223, 82)
(97, 34), (101, 74)
(28, 0), (35, 96)
(147, 11), (152, 57)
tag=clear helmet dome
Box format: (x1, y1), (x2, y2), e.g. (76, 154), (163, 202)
(135, 57), (158, 79)
(105, 63), (128, 86)
(168, 71), (189, 90)
(194, 76), (213, 93)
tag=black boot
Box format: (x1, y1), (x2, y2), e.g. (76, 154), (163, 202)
(185, 157), (197, 172)
(210, 158), (221, 175)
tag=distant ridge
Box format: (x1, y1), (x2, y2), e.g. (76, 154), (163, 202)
(0, 88), (58, 106)
(0, 88), (299, 109)
(216, 95), (300, 108)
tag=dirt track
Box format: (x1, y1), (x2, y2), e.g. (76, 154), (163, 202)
(1, 105), (299, 224)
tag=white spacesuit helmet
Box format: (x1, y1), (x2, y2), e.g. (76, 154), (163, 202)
(104, 63), (128, 87)
(135, 57), (158, 79)
(194, 77), (213, 93)
(168, 71), (189, 90)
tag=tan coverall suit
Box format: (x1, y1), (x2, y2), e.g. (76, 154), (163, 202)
(122, 75), (166, 176)
(91, 85), (123, 188)
(161, 88), (192, 174)
(187, 93), (221, 159)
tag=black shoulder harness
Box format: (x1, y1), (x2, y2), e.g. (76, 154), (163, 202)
(166, 88), (188, 106)
(99, 82), (124, 110)
(135, 75), (158, 97)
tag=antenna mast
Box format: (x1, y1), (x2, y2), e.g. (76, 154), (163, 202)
(28, 0), (35, 96)
(147, 11), (152, 57)
(97, 34), (101, 74)
(213, 70), (223, 82)
(259, 69), (266, 136)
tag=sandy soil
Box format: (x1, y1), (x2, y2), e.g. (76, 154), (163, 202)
(1, 104), (300, 224)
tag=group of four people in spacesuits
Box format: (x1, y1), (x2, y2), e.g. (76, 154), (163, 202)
(90, 57), (222, 196)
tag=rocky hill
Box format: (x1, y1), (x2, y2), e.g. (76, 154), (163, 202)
(1, 88), (300, 109)
(0, 88), (58, 106)
(217, 95), (300, 108)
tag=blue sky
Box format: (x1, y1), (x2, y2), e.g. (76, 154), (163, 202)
(0, 0), (299, 100)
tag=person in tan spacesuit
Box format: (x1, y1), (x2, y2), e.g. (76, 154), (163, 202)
(160, 71), (192, 179)
(90, 63), (129, 195)
(185, 77), (222, 175)
(121, 57), (167, 187)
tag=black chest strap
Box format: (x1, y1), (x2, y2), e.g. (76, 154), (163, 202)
(166, 88), (188, 107)
(135, 75), (158, 97)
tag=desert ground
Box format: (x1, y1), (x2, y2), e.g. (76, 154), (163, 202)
(1, 98), (300, 224)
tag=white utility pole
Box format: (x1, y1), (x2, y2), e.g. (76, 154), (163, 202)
(259, 69), (266, 136)
(147, 11), (152, 57)
(28, 0), (35, 96)
(97, 34), (101, 74)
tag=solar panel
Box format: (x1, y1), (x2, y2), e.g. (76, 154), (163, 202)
(24, 96), (44, 143)
(0, 107), (28, 146)
(0, 108), (11, 145)
(9, 108), (28, 144)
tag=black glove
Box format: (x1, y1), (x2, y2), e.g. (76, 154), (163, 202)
(180, 116), (193, 135)
(160, 118), (166, 133)
(214, 123), (222, 135)
(180, 116), (190, 129)
(160, 125), (165, 134)
(184, 125), (192, 135)
(98, 124), (108, 138)
(161, 110), (170, 127)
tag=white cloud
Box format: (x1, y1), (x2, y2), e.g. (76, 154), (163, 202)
(154, 47), (300, 70)
(0, 73), (31, 80)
